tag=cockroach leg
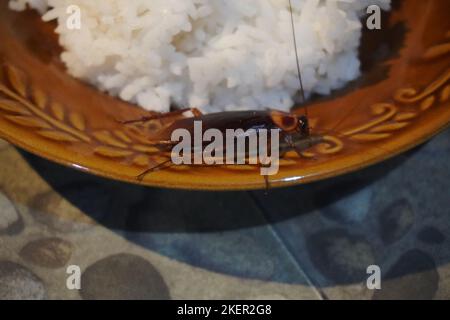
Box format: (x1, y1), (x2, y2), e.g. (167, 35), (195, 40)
(258, 162), (272, 192)
(292, 134), (325, 160)
(264, 175), (270, 194)
(119, 116), (155, 125)
(120, 107), (204, 125)
(292, 147), (308, 159)
(284, 136), (311, 160)
(291, 146), (318, 161)
(151, 140), (178, 146)
(136, 159), (174, 181)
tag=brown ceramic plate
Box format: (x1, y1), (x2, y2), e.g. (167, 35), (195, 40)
(0, 0), (449, 190)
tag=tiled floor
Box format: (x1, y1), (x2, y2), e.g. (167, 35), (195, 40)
(0, 128), (449, 299)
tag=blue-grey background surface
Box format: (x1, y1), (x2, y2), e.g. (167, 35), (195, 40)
(0, 128), (449, 299)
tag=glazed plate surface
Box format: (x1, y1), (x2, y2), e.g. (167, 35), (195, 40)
(0, 0), (449, 190)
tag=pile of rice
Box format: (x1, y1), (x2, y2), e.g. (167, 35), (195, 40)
(9, 0), (391, 113)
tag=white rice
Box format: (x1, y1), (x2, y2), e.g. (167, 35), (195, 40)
(9, 0), (391, 113)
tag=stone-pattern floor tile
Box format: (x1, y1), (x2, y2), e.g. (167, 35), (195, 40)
(251, 129), (450, 299)
(0, 142), (320, 299)
(1, 128), (449, 299)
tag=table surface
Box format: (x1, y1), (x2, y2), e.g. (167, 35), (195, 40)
(0, 127), (449, 300)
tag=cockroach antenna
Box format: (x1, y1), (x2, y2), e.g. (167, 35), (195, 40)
(288, 0), (307, 117)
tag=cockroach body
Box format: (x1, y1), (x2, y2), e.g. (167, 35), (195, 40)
(153, 109), (314, 150)
(122, 108), (324, 186)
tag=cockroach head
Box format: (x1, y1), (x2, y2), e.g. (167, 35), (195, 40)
(298, 115), (310, 135)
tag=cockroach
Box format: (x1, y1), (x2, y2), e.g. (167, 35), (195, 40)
(122, 108), (324, 182)
(118, 0), (325, 189)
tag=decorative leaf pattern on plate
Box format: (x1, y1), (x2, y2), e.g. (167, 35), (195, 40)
(37, 130), (80, 142)
(304, 31), (450, 155)
(0, 99), (31, 115)
(5, 65), (27, 97)
(0, 64), (91, 143)
(5, 115), (51, 129)
(94, 146), (134, 158)
(50, 102), (65, 121)
(0, 30), (449, 175)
